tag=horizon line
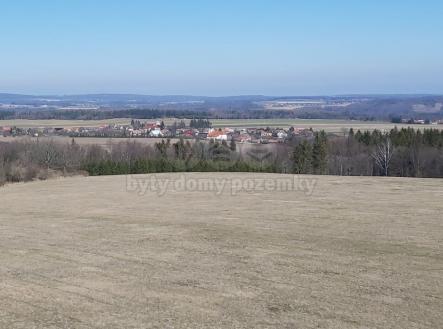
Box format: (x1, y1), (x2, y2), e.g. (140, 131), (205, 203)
(1, 92), (443, 98)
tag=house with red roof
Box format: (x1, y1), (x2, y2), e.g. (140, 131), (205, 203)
(207, 129), (228, 141)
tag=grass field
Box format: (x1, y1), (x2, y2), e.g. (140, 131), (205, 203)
(1, 118), (442, 133)
(1, 173), (442, 328)
(0, 135), (179, 149)
(0, 136), (282, 156)
(0, 118), (132, 128)
(211, 119), (443, 132)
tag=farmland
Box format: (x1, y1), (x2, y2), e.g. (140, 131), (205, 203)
(1, 173), (442, 328)
(0, 119), (132, 128)
(0, 135), (177, 149)
(1, 118), (442, 134)
(0, 136), (278, 157)
(211, 119), (443, 132)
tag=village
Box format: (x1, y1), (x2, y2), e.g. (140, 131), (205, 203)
(0, 119), (315, 144)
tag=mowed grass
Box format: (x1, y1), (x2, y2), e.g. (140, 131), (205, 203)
(0, 173), (442, 328)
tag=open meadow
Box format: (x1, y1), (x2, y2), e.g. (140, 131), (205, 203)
(0, 119), (132, 128)
(0, 135), (177, 149)
(0, 136), (278, 156)
(1, 118), (442, 133)
(211, 119), (443, 133)
(0, 173), (442, 328)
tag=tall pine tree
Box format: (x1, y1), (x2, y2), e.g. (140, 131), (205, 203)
(292, 141), (313, 174)
(312, 131), (328, 174)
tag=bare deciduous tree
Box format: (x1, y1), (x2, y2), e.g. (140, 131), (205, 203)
(372, 137), (394, 176)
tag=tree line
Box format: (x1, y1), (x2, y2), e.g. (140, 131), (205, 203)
(326, 128), (443, 177)
(0, 108), (374, 120)
(189, 118), (212, 129)
(1, 127), (442, 186)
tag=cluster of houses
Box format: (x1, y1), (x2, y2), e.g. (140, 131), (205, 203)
(0, 120), (315, 144)
(400, 118), (441, 125)
(204, 127), (314, 143)
(0, 126), (12, 136)
(119, 121), (314, 143)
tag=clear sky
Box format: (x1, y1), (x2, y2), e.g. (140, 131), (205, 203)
(1, 0), (443, 96)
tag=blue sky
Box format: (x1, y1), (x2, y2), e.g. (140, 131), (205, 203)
(1, 0), (442, 95)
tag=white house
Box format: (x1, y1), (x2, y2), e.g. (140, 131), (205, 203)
(149, 129), (164, 137)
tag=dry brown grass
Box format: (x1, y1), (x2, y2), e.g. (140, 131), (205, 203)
(0, 136), (179, 149)
(0, 173), (442, 328)
(0, 119), (133, 128)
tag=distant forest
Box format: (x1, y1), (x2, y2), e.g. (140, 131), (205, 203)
(1, 108), (362, 120)
(1, 94), (442, 121)
(2, 107), (442, 121)
(2, 108), (359, 120)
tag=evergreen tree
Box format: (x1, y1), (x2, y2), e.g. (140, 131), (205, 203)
(292, 141), (312, 174)
(312, 131), (328, 174)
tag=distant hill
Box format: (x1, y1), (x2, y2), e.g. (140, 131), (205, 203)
(0, 93), (272, 105)
(1, 93), (442, 120)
